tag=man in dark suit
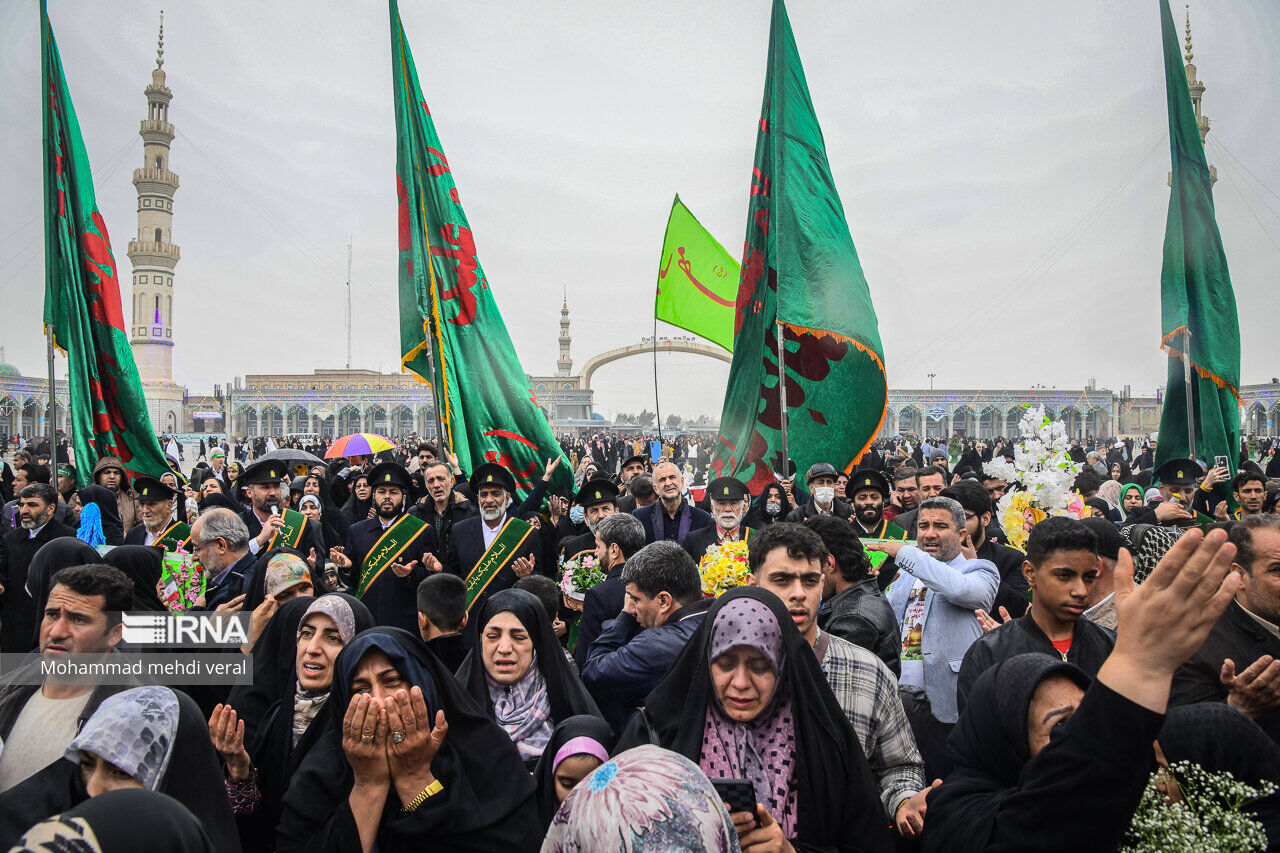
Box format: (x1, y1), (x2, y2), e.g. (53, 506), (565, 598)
(123, 477), (190, 550)
(683, 477), (755, 562)
(0, 484), (77, 652)
(444, 463), (542, 618)
(632, 461), (712, 545)
(188, 508), (256, 611)
(573, 511), (645, 670)
(1172, 515), (1280, 742)
(559, 479), (620, 562)
(333, 462), (437, 633)
(614, 454), (650, 514)
(235, 459), (326, 584)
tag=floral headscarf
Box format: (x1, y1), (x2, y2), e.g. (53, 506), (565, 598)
(489, 652), (553, 762)
(698, 597), (798, 837)
(65, 686), (180, 790)
(265, 553), (311, 597)
(543, 745), (740, 852)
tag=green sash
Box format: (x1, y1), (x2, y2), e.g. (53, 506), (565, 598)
(268, 508), (309, 551)
(465, 518), (534, 610)
(872, 519), (908, 541)
(155, 521), (191, 552)
(355, 513), (429, 599)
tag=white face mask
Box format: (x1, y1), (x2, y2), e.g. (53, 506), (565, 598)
(766, 500), (782, 515)
(814, 486), (836, 506)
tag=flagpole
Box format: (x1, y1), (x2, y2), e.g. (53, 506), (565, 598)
(1182, 327), (1197, 460)
(653, 317), (663, 445)
(45, 325), (56, 461)
(775, 321), (789, 475)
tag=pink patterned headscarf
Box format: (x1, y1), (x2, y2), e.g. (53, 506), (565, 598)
(698, 597), (798, 837)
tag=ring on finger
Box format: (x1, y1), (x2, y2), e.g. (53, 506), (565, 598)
(361, 732), (374, 743)
(391, 730), (405, 743)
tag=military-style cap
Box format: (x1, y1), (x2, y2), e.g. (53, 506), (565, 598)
(706, 476), (750, 502)
(620, 454), (650, 470)
(805, 462), (839, 484)
(239, 459), (289, 486)
(367, 461), (414, 493)
(133, 476), (176, 503)
(469, 462), (516, 495)
(846, 469), (890, 500)
(1155, 458), (1202, 486)
(575, 478), (619, 508)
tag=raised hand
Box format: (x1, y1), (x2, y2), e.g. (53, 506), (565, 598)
(512, 556), (535, 578)
(422, 553), (443, 574)
(974, 606), (1012, 633)
(329, 546), (352, 570)
(342, 694), (390, 787)
(207, 704), (251, 782)
(384, 686), (447, 804)
(1222, 655), (1280, 719)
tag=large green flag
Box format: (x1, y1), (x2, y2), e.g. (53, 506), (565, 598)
(389, 1), (570, 498)
(1153, 0), (1240, 493)
(42, 4), (168, 486)
(655, 195), (739, 352)
(711, 0), (887, 492)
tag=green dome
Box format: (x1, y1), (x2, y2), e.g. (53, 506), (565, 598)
(0, 363), (20, 379)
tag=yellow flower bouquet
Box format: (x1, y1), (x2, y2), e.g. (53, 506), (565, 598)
(698, 539), (752, 598)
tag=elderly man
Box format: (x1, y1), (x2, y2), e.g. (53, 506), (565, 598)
(786, 463), (853, 522)
(682, 476), (754, 562)
(633, 461), (712, 545)
(123, 477), (190, 550)
(188, 508), (255, 611)
(0, 484), (77, 652)
(443, 462), (542, 618)
(91, 456), (138, 533)
(559, 479), (620, 562)
(409, 460), (476, 558)
(867, 496), (999, 779)
(331, 461), (438, 632)
(206, 447), (230, 489)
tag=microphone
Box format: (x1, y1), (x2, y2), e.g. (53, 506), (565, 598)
(268, 502), (280, 517)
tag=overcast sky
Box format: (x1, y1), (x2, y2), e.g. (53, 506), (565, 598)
(3, 0), (1279, 419)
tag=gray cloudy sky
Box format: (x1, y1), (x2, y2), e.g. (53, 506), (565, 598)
(3, 0), (1279, 419)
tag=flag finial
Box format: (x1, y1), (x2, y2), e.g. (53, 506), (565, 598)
(156, 10), (165, 69)
(1184, 4), (1194, 63)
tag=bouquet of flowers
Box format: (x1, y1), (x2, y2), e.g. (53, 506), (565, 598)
(160, 550), (206, 612)
(1122, 760), (1275, 853)
(699, 539), (751, 598)
(560, 552), (606, 602)
(983, 405), (1084, 551)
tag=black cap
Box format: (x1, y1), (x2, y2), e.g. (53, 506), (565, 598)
(806, 462), (839, 484)
(469, 462), (516, 495)
(1155, 457), (1202, 486)
(706, 477), (750, 502)
(132, 476), (176, 503)
(239, 459), (289, 486)
(846, 469), (890, 500)
(621, 454), (650, 470)
(575, 478), (619, 508)
(367, 461), (414, 493)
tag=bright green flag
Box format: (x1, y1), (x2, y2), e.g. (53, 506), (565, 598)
(42, 3), (168, 487)
(655, 195), (739, 352)
(1153, 0), (1240, 497)
(389, 1), (570, 498)
(711, 0), (887, 493)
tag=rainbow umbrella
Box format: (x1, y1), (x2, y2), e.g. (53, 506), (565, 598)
(325, 433), (396, 459)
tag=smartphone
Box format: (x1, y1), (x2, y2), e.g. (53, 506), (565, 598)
(711, 778), (758, 826)
(1214, 455), (1228, 471)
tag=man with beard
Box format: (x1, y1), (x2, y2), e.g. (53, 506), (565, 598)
(443, 462), (541, 618)
(409, 460), (477, 558)
(331, 461), (438, 632)
(632, 461), (712, 545)
(123, 477), (190, 550)
(682, 477), (754, 562)
(0, 484), (77, 652)
(847, 470), (908, 541)
(236, 459), (325, 569)
(0, 466), (74, 535)
(941, 480), (1029, 618)
(1232, 471), (1268, 519)
(188, 508), (255, 611)
(573, 511), (645, 670)
(614, 453), (650, 514)
(883, 466), (920, 523)
(785, 463), (853, 522)
(558, 479), (620, 563)
(889, 465), (947, 539)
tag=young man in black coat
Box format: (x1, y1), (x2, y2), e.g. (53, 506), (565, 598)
(957, 516), (1116, 713)
(572, 511), (645, 670)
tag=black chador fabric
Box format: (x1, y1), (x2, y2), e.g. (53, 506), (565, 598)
(456, 590), (604, 747)
(532, 714), (615, 830)
(923, 653), (1162, 853)
(25, 537), (104, 647)
(227, 596), (317, 745)
(12, 788), (216, 853)
(616, 586), (893, 853)
(275, 627), (541, 853)
(239, 594), (373, 853)
(0, 689), (241, 852)
(103, 544), (167, 612)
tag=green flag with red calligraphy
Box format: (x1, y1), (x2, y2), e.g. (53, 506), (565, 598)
(389, 1), (570, 497)
(42, 3), (169, 487)
(711, 0), (888, 492)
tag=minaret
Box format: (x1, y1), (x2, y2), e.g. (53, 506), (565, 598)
(557, 289), (573, 376)
(1181, 5), (1217, 184)
(129, 11), (181, 383)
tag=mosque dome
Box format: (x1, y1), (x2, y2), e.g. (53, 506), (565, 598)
(0, 363), (21, 380)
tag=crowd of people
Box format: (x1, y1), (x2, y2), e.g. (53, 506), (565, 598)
(0, 428), (1276, 851)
